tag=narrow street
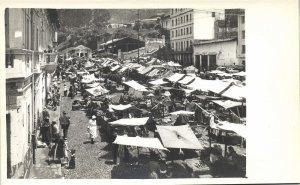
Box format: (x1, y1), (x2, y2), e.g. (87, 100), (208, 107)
(61, 82), (114, 179)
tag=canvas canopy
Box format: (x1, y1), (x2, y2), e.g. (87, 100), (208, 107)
(167, 61), (182, 67)
(147, 69), (160, 77)
(86, 86), (109, 96)
(85, 62), (94, 68)
(216, 120), (247, 139)
(109, 117), (149, 126)
(119, 67), (129, 73)
(108, 104), (133, 112)
(167, 73), (185, 82)
(233, 71), (246, 77)
(170, 110), (195, 115)
(157, 125), (203, 150)
(86, 82), (101, 88)
(206, 81), (232, 94)
(65, 57), (73, 61)
(149, 79), (168, 85)
(221, 85), (246, 101)
(111, 65), (121, 72)
(212, 100), (244, 109)
(123, 80), (148, 91)
(113, 135), (167, 150)
(136, 66), (146, 72)
(139, 66), (154, 75)
(178, 76), (195, 85)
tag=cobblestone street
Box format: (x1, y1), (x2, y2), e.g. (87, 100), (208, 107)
(60, 82), (114, 179)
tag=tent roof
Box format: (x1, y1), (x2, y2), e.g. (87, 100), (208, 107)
(149, 78), (169, 85)
(178, 76), (195, 85)
(111, 65), (121, 71)
(156, 125), (203, 150)
(184, 65), (198, 71)
(206, 80), (232, 94)
(85, 85), (109, 96)
(221, 85), (246, 101)
(108, 104), (132, 112)
(170, 110), (195, 115)
(119, 66), (129, 73)
(81, 74), (98, 84)
(233, 71), (246, 77)
(123, 80), (148, 91)
(167, 73), (186, 82)
(147, 69), (160, 77)
(86, 82), (101, 88)
(212, 100), (244, 109)
(216, 120), (247, 139)
(113, 135), (167, 150)
(109, 117), (149, 126)
(139, 66), (154, 75)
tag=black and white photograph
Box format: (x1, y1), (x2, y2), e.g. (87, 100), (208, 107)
(4, 8), (247, 179)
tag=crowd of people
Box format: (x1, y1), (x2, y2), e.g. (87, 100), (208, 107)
(37, 54), (246, 178)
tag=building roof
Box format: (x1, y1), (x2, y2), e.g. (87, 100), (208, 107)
(73, 45), (92, 51)
(194, 38), (237, 45)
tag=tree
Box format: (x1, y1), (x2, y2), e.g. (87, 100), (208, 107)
(112, 28), (136, 39)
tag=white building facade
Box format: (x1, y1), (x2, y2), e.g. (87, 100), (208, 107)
(194, 38), (239, 71)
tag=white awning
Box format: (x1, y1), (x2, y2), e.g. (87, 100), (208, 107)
(233, 71), (246, 77)
(111, 65), (121, 71)
(123, 80), (148, 91)
(221, 85), (246, 101)
(149, 79), (169, 85)
(157, 125), (203, 150)
(167, 73), (185, 82)
(170, 110), (195, 115)
(109, 117), (149, 126)
(178, 76), (195, 85)
(212, 100), (244, 109)
(109, 104), (132, 112)
(216, 120), (247, 139)
(113, 135), (167, 150)
(86, 86), (109, 96)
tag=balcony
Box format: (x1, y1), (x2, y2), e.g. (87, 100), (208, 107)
(40, 53), (58, 73)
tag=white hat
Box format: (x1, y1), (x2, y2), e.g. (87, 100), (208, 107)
(92, 115), (96, 119)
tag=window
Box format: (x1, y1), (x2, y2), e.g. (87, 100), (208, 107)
(181, 17), (183, 24)
(190, 26), (192, 34)
(181, 29), (183, 36)
(186, 15), (189, 22)
(172, 20), (174, 26)
(242, 30), (245, 39)
(241, 16), (245, 24)
(186, 41), (189, 49)
(172, 43), (174, 49)
(183, 28), (185, 35)
(181, 42), (183, 51)
(172, 31), (174, 38)
(242, 45), (246, 54)
(212, 12), (215, 17)
(176, 30), (177, 37)
(176, 19), (177, 25)
(6, 54), (14, 68)
(172, 9), (174, 14)
(190, 14), (192, 21)
(186, 27), (188, 35)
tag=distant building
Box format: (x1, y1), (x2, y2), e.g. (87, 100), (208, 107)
(237, 12), (245, 66)
(62, 45), (92, 58)
(193, 38), (239, 71)
(160, 15), (171, 30)
(97, 37), (145, 54)
(5, 8), (59, 178)
(169, 8), (225, 67)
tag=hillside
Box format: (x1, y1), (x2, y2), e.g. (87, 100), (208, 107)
(56, 9), (170, 51)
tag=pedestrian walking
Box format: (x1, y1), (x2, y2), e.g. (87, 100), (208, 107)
(64, 84), (68, 97)
(50, 121), (60, 143)
(59, 111), (70, 140)
(87, 115), (98, 144)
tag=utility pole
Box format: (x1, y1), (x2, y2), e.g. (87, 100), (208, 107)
(137, 9), (140, 63)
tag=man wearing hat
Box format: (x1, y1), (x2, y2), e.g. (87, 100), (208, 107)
(59, 111), (71, 140)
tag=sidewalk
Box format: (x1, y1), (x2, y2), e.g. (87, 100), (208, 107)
(28, 80), (63, 179)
